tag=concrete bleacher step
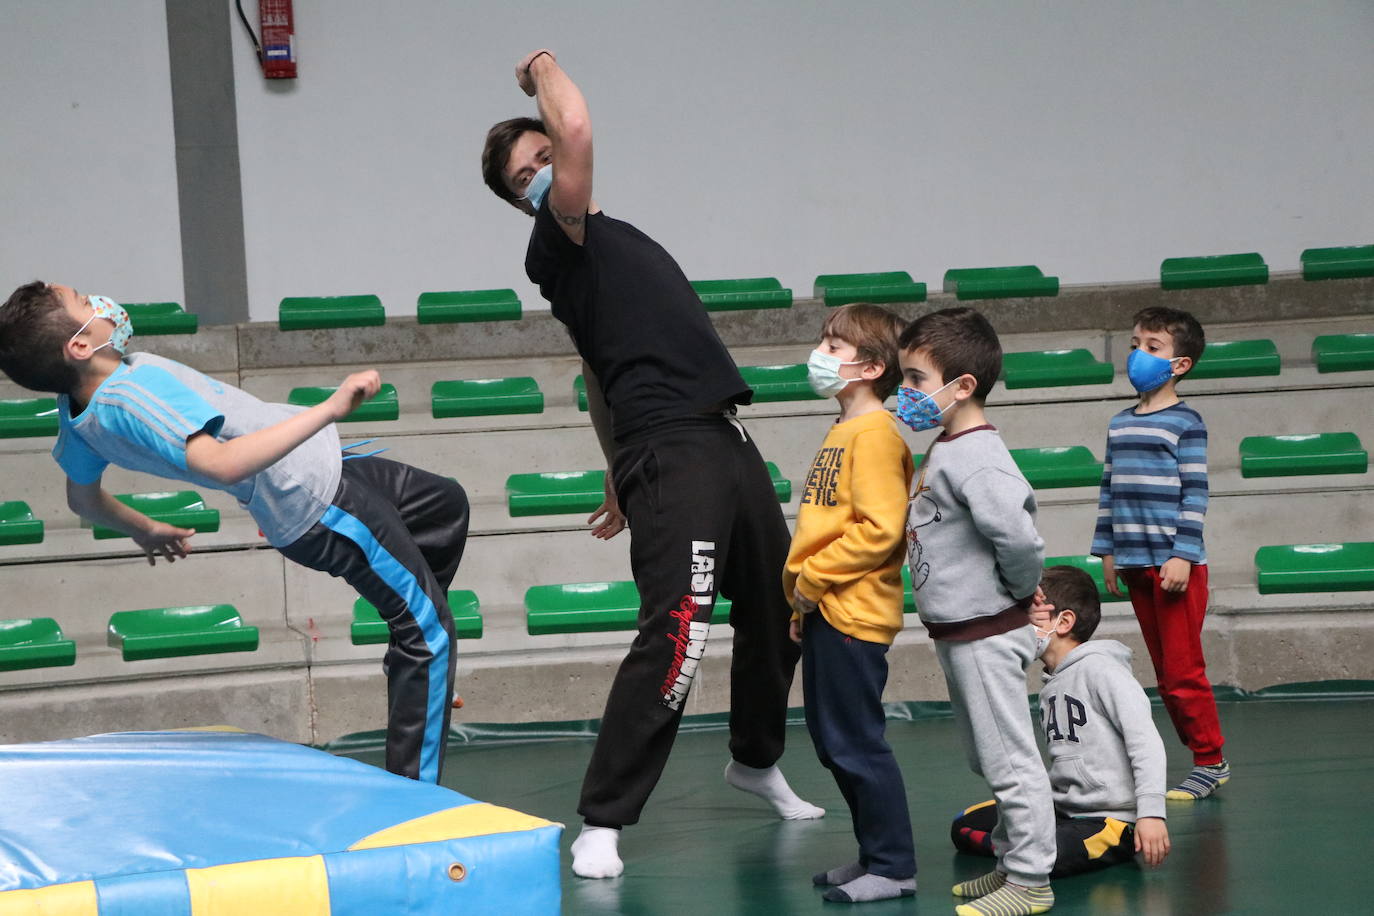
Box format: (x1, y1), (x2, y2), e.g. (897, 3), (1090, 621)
(0, 618), (76, 672)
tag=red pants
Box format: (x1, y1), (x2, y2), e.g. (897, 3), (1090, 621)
(1120, 564), (1225, 765)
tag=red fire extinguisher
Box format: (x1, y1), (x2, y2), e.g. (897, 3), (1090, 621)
(235, 0), (297, 79)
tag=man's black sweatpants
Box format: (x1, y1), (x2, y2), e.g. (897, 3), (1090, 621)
(279, 456), (469, 784)
(578, 413), (800, 828)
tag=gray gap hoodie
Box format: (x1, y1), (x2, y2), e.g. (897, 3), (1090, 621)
(1038, 639), (1167, 821)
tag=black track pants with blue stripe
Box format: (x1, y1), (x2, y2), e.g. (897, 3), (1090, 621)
(280, 456), (469, 783)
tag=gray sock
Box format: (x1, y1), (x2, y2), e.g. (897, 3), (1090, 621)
(822, 873), (917, 903)
(813, 861), (866, 887)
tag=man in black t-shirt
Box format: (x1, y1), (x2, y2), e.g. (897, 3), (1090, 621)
(480, 50), (823, 879)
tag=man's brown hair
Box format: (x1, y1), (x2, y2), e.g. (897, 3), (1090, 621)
(0, 281), (82, 394)
(1133, 306), (1206, 375)
(897, 306), (1002, 402)
(820, 303), (907, 400)
(1041, 565), (1102, 643)
(481, 116), (546, 204)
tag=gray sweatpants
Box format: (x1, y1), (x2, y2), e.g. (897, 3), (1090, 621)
(935, 625), (1056, 887)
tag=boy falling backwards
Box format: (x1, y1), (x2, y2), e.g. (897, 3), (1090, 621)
(0, 282), (469, 785)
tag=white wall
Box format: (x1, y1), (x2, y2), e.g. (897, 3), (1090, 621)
(6, 2), (1371, 321)
(0, 1), (183, 304)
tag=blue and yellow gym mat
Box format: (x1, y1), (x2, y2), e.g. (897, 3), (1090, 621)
(0, 728), (560, 914)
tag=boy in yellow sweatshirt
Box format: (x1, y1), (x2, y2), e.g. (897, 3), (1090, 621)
(784, 303), (916, 904)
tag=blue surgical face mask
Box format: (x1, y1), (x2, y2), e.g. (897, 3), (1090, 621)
(1126, 348), (1181, 393)
(895, 378), (958, 432)
(807, 349), (864, 398)
(521, 164), (553, 211)
(69, 294), (132, 355)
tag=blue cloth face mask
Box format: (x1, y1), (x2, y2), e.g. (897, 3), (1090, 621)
(69, 294), (132, 355)
(1126, 348), (1181, 393)
(807, 349), (864, 398)
(895, 378), (958, 432)
(521, 164), (553, 211)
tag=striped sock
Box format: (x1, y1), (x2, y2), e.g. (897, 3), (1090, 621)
(954, 883), (1054, 916)
(952, 870), (1007, 898)
(1166, 758), (1230, 800)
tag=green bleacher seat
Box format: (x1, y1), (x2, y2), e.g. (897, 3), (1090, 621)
(1160, 253), (1268, 290)
(526, 580), (732, 635)
(288, 383), (399, 422)
(0, 501), (44, 546)
(0, 618), (75, 671)
(943, 266), (1059, 299)
(1312, 333), (1374, 373)
(1011, 446), (1104, 488)
(431, 378), (543, 418)
(278, 295), (385, 331)
(1301, 245), (1374, 281)
(1255, 542), (1374, 594)
(573, 375), (589, 412)
(1239, 433), (1368, 478)
(91, 491), (220, 540)
(124, 302), (198, 335)
(0, 397), (59, 438)
(107, 604), (259, 661)
(507, 464), (791, 516)
(813, 271), (927, 306)
(690, 278), (793, 311)
(351, 590), (483, 644)
(738, 365), (825, 403)
(1188, 339), (1281, 380)
(1043, 555), (1131, 603)
(1001, 349), (1113, 389)
(417, 289), (521, 323)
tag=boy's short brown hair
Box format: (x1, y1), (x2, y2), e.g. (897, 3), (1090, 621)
(481, 116), (546, 204)
(1041, 565), (1102, 643)
(897, 306), (1002, 401)
(1133, 306), (1206, 375)
(820, 303), (907, 400)
(0, 281), (81, 394)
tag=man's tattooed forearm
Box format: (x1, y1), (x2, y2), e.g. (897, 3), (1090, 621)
(550, 201), (586, 228)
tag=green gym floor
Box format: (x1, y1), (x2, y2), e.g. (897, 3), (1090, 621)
(334, 686), (1374, 915)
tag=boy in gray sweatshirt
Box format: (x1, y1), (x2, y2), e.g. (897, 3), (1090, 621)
(951, 565), (1171, 876)
(897, 308), (1056, 916)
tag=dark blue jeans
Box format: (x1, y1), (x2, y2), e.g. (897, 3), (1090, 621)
(802, 612), (916, 879)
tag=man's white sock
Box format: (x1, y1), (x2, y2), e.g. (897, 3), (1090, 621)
(724, 760), (825, 820)
(570, 825), (624, 879)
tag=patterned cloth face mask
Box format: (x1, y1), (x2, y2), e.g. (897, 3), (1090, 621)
(522, 164), (553, 211)
(895, 378), (958, 432)
(1126, 348), (1181, 393)
(806, 349), (864, 397)
(69, 294), (132, 355)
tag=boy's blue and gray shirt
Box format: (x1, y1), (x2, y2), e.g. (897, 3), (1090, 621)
(1091, 402), (1207, 568)
(52, 352), (341, 547)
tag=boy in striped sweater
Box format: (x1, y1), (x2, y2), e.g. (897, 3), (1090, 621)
(1092, 306), (1229, 801)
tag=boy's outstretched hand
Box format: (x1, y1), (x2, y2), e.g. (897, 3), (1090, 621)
(328, 370), (382, 421)
(1134, 816), (1170, 867)
(132, 521), (194, 566)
